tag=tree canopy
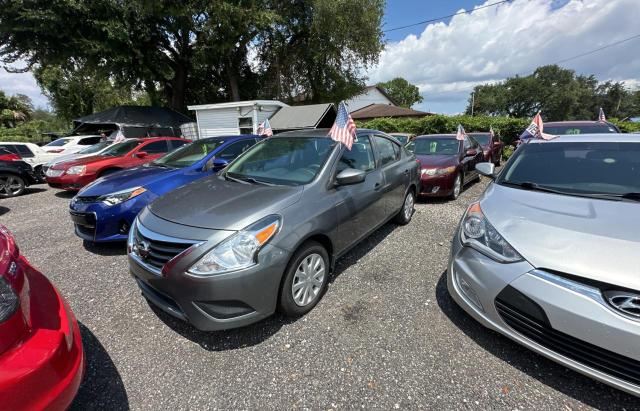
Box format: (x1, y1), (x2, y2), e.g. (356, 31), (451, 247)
(0, 0), (384, 114)
(0, 90), (33, 127)
(377, 77), (423, 108)
(466, 65), (640, 121)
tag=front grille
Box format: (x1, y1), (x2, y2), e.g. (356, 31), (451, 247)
(75, 195), (101, 203)
(133, 225), (194, 271)
(496, 296), (640, 387)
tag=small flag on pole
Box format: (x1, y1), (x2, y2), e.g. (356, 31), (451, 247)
(519, 112), (555, 142)
(329, 102), (357, 150)
(598, 107), (606, 123)
(456, 124), (466, 141)
(257, 118), (273, 136)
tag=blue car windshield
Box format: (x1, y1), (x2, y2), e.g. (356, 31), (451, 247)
(225, 137), (336, 185)
(152, 138), (226, 168)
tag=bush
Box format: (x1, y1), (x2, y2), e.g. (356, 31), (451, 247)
(502, 145), (515, 161)
(0, 119), (68, 143)
(359, 115), (639, 146)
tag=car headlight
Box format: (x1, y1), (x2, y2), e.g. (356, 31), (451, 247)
(188, 215), (281, 276)
(460, 202), (522, 263)
(100, 186), (147, 206)
(421, 166), (456, 176)
(66, 165), (86, 175)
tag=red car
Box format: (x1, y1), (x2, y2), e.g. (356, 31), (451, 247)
(468, 132), (504, 165)
(0, 225), (84, 410)
(45, 137), (189, 190)
(406, 134), (484, 200)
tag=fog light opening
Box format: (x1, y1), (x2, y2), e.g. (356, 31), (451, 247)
(431, 186), (440, 193)
(456, 272), (484, 312)
(119, 221), (131, 235)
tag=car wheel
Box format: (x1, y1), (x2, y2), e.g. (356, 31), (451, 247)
(0, 174), (26, 198)
(450, 173), (462, 200)
(278, 241), (329, 317)
(394, 190), (415, 225)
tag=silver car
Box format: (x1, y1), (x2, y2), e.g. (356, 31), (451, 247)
(448, 134), (640, 396)
(128, 129), (419, 331)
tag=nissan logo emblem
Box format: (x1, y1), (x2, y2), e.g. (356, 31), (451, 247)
(135, 240), (151, 260)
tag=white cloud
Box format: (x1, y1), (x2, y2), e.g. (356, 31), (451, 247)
(368, 0), (640, 113)
(0, 63), (49, 109)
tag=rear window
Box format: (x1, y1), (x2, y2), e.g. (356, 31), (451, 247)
(45, 138), (73, 147)
(499, 142), (640, 197)
(545, 124), (618, 135)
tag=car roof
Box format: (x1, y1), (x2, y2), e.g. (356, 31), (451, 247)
(274, 128), (384, 138)
(545, 121), (613, 126)
(415, 134), (459, 139)
(467, 132), (491, 135)
(527, 133), (639, 143)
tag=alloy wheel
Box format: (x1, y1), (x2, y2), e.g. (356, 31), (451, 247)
(453, 175), (462, 198)
(0, 175), (23, 197)
(291, 253), (326, 307)
(403, 192), (414, 220)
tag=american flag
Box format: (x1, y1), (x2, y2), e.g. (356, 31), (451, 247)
(456, 124), (466, 141)
(598, 107), (606, 123)
(329, 102), (356, 150)
(256, 118), (273, 136)
(490, 126), (495, 137)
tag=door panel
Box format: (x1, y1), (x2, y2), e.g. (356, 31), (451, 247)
(372, 135), (406, 216)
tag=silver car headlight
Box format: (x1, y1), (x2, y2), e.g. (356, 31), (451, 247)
(188, 215), (281, 276)
(460, 202), (522, 263)
(100, 187), (147, 206)
(66, 165), (86, 175)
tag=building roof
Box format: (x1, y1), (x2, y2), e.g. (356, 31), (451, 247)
(73, 106), (192, 128)
(350, 104), (432, 120)
(187, 100), (289, 111)
(269, 103), (336, 130)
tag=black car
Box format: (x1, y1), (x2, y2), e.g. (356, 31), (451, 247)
(0, 160), (43, 198)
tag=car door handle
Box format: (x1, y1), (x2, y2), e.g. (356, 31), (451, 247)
(403, 169), (409, 175)
(374, 182), (382, 191)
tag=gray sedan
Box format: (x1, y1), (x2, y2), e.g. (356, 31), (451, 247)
(448, 134), (640, 396)
(128, 129), (419, 331)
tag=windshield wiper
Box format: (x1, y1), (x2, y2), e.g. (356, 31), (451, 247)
(238, 176), (277, 186)
(500, 181), (570, 195)
(578, 192), (640, 202)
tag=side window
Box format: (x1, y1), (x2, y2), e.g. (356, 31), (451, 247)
(170, 140), (189, 150)
(463, 137), (471, 151)
(218, 140), (256, 160)
(142, 140), (170, 154)
(337, 136), (375, 173)
(15, 145), (34, 158)
(79, 136), (102, 145)
(373, 136), (398, 166)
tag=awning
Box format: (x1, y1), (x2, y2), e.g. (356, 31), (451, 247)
(269, 103), (336, 131)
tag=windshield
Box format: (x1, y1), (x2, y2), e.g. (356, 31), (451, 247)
(224, 137), (335, 185)
(100, 140), (140, 157)
(78, 141), (111, 154)
(407, 138), (460, 155)
(498, 142), (640, 197)
(469, 134), (491, 145)
(45, 138), (72, 147)
(545, 124), (618, 135)
(152, 138), (226, 168)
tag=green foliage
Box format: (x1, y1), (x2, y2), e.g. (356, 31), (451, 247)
(0, 118), (68, 143)
(377, 77), (423, 108)
(501, 145), (515, 161)
(467, 65), (640, 121)
(0, 90), (33, 127)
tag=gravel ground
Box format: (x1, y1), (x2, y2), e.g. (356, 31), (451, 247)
(0, 180), (637, 410)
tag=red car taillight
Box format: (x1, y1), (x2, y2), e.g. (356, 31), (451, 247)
(0, 154), (21, 161)
(0, 276), (18, 323)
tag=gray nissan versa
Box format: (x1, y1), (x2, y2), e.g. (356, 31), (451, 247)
(128, 129), (419, 331)
(448, 134), (640, 395)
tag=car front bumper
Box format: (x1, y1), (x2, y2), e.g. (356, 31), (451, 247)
(0, 256), (84, 411)
(46, 173), (95, 191)
(418, 172), (457, 197)
(447, 231), (640, 396)
(128, 219), (291, 331)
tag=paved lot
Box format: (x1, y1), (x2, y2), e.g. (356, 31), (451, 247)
(0, 181), (637, 410)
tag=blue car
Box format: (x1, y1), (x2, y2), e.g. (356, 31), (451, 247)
(69, 135), (261, 242)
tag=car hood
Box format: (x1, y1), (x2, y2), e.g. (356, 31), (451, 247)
(416, 154), (458, 168)
(51, 154), (113, 169)
(78, 165), (178, 196)
(481, 184), (640, 290)
(149, 175), (304, 230)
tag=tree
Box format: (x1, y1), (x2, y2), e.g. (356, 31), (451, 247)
(377, 77), (423, 108)
(0, 89), (33, 127)
(466, 65), (639, 121)
(0, 0), (384, 111)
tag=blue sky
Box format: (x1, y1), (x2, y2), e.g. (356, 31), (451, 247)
(1, 0), (639, 114)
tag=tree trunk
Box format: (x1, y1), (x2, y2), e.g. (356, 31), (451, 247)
(227, 59), (241, 102)
(170, 63), (187, 110)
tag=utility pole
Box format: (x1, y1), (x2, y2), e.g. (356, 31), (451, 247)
(471, 91), (475, 116)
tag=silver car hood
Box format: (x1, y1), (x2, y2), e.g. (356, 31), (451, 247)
(481, 183), (640, 291)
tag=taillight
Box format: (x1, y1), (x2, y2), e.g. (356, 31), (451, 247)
(0, 276), (18, 323)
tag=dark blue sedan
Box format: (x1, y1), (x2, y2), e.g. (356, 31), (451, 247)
(69, 135), (261, 242)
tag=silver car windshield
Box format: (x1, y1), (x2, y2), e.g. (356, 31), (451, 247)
(225, 137), (336, 186)
(498, 142), (640, 199)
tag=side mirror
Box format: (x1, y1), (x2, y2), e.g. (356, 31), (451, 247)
(336, 168), (366, 186)
(476, 162), (496, 179)
(204, 156), (229, 171)
(135, 151), (148, 158)
(465, 148), (478, 157)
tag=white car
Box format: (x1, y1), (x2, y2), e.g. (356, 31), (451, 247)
(41, 135), (103, 154)
(0, 142), (63, 175)
(42, 140), (113, 172)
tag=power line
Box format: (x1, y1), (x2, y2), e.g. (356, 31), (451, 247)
(383, 0), (512, 33)
(425, 33), (640, 98)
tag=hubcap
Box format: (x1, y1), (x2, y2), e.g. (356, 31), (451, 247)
(0, 176), (21, 196)
(403, 192), (414, 220)
(453, 175), (461, 197)
(292, 253), (326, 307)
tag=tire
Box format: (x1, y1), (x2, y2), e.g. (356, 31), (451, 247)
(278, 241), (330, 318)
(394, 189), (415, 225)
(0, 174), (26, 198)
(449, 173), (462, 200)
(495, 153), (502, 167)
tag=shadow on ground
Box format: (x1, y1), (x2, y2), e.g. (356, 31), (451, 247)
(82, 240), (127, 256)
(435, 271), (638, 408)
(0, 206), (8, 217)
(70, 322), (129, 410)
(55, 190), (77, 199)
